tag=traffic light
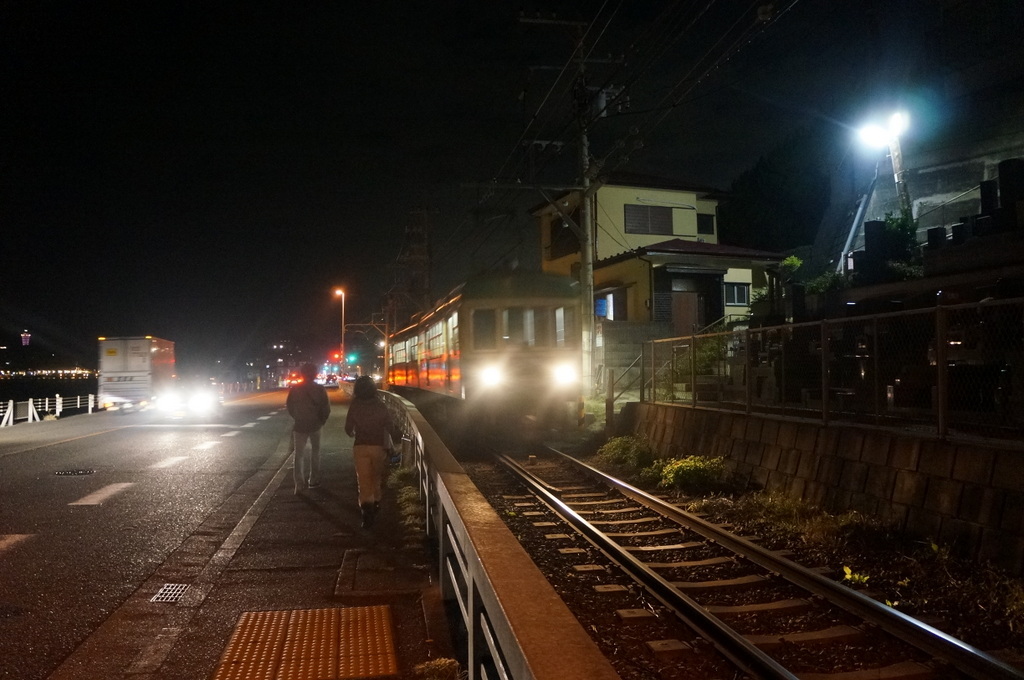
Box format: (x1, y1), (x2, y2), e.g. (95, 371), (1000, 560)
(331, 352), (340, 361)
(347, 353), (357, 363)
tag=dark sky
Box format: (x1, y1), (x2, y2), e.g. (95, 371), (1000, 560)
(1, 1), (937, 370)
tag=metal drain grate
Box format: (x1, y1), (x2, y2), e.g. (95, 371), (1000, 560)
(151, 583), (190, 603)
(55, 469), (95, 476)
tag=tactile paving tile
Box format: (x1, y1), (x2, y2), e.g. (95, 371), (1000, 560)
(211, 606), (397, 680)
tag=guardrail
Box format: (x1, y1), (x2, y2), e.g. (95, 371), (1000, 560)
(379, 390), (619, 680)
(0, 394), (97, 427)
(648, 297), (1024, 441)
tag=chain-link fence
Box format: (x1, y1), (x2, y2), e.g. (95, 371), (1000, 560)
(647, 298), (1024, 440)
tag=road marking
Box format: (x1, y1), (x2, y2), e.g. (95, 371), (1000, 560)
(150, 456), (188, 469)
(257, 416), (271, 420)
(241, 422), (257, 428)
(0, 428), (127, 460)
(195, 441), (221, 450)
(221, 430), (241, 437)
(0, 534), (32, 554)
(69, 483), (134, 505)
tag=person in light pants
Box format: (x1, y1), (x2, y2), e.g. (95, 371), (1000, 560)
(344, 376), (396, 528)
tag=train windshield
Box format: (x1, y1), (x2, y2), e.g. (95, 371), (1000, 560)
(472, 306), (576, 349)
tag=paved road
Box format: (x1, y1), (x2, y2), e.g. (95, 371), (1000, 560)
(0, 391), (297, 679)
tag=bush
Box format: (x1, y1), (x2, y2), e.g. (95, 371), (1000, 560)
(412, 658), (466, 680)
(658, 456), (727, 493)
(594, 435), (656, 469)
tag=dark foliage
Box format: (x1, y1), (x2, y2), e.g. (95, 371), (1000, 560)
(718, 124), (833, 252)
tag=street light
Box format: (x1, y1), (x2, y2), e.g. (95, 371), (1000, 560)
(333, 288), (345, 364)
(859, 112), (912, 218)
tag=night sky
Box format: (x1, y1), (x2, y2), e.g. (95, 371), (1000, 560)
(1, 1), (936, 371)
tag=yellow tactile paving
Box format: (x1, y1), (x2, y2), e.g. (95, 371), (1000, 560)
(211, 607), (397, 680)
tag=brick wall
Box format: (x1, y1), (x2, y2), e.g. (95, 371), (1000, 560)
(633, 402), (1024, 575)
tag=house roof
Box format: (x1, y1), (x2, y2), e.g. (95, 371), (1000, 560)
(599, 238), (785, 267)
(598, 171), (725, 197)
(637, 238), (783, 260)
(529, 172), (726, 214)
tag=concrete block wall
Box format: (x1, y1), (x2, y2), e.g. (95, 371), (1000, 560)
(633, 402), (1024, 575)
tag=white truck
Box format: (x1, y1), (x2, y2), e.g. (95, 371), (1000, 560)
(97, 336), (176, 410)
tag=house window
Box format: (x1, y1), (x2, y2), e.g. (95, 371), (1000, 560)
(724, 282), (750, 306)
(697, 213), (715, 235)
(624, 204), (672, 235)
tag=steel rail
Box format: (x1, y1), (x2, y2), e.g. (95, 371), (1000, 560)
(543, 446), (1024, 680)
(497, 454), (801, 680)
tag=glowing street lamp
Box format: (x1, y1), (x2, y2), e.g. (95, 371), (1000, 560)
(859, 112), (912, 218)
(333, 288), (346, 363)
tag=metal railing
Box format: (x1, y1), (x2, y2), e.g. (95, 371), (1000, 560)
(647, 297), (1024, 442)
(0, 394), (97, 427)
(380, 390), (619, 680)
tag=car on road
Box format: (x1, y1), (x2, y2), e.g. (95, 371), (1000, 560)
(155, 379), (224, 420)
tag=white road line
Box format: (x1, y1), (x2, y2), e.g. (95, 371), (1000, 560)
(257, 416), (271, 421)
(221, 430), (241, 437)
(150, 456), (188, 469)
(0, 534), (32, 555)
(241, 422), (257, 428)
(195, 441), (221, 450)
(69, 483), (135, 506)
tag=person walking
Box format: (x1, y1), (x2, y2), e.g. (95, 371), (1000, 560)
(344, 375), (396, 528)
(286, 363), (331, 494)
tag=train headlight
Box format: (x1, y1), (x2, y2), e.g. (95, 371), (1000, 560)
(480, 365), (504, 388)
(552, 363), (577, 385)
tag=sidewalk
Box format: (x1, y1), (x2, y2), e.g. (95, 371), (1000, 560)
(49, 389), (453, 680)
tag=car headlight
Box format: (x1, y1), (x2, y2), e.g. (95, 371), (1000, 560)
(479, 365), (504, 388)
(552, 363), (577, 385)
(157, 392), (184, 410)
(187, 390), (217, 414)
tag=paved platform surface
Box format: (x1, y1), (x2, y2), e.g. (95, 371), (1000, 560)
(46, 392), (453, 680)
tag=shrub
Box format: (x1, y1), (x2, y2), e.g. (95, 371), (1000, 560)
(658, 456), (727, 493)
(594, 435), (656, 469)
(412, 658), (466, 680)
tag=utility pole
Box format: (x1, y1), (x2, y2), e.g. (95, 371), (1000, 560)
(520, 14), (596, 396)
(576, 75), (596, 398)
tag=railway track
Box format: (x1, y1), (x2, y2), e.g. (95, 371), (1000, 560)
(465, 445), (1024, 680)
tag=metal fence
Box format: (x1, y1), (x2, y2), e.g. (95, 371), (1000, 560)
(0, 394), (97, 427)
(380, 390), (619, 680)
(648, 297), (1024, 441)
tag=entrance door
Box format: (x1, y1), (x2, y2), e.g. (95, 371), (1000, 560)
(672, 291), (700, 336)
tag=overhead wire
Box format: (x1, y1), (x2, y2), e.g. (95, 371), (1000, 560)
(424, 0), (803, 294)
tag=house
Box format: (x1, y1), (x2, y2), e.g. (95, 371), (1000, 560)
(533, 173), (785, 387)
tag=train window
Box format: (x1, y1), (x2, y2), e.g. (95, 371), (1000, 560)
(555, 306), (577, 347)
(503, 307), (535, 346)
(535, 309), (553, 346)
(472, 309), (497, 350)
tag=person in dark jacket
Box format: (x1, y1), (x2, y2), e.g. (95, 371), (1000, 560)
(344, 375), (396, 528)
(286, 363), (331, 494)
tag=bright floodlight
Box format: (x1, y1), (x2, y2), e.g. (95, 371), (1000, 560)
(889, 112), (908, 136)
(858, 112), (909, 148)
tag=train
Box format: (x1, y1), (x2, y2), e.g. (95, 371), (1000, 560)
(386, 271), (582, 426)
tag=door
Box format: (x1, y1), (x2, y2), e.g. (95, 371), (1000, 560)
(672, 291), (699, 336)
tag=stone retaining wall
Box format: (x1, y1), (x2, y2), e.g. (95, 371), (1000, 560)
(632, 402), (1024, 574)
